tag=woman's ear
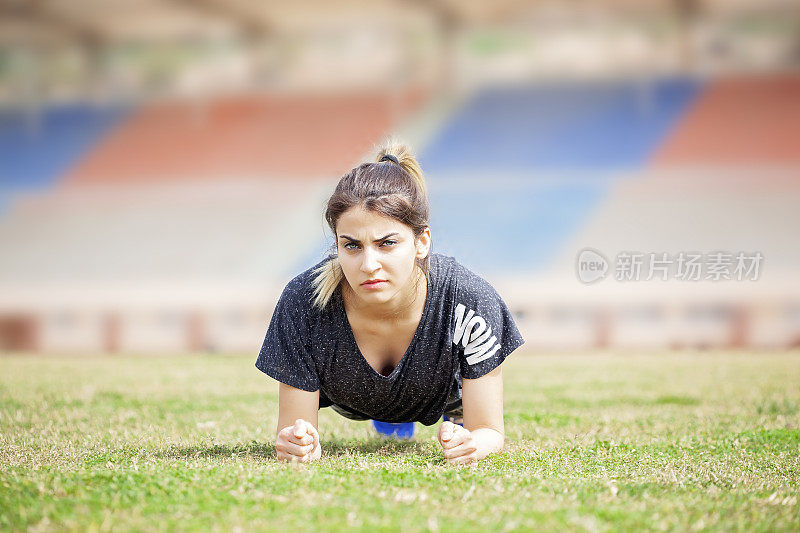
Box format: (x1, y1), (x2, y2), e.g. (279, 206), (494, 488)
(415, 227), (431, 259)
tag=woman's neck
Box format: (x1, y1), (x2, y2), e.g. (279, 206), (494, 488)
(342, 268), (427, 322)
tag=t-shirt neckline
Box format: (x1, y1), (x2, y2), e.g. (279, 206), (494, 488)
(336, 257), (436, 380)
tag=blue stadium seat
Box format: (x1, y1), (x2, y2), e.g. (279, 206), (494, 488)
(426, 178), (606, 275)
(0, 104), (128, 209)
(421, 78), (701, 173)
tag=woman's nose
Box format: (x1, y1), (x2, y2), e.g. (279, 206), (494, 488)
(360, 247), (380, 273)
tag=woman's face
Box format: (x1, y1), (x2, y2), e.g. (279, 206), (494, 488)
(336, 205), (430, 306)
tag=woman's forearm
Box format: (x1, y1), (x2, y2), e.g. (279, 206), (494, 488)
(469, 427), (504, 460)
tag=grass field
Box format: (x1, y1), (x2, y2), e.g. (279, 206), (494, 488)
(1, 351), (799, 532)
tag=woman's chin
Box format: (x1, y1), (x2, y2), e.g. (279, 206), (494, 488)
(355, 286), (395, 303)
(358, 289), (390, 301)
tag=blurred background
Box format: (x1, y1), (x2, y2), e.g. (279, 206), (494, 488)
(0, 0), (798, 355)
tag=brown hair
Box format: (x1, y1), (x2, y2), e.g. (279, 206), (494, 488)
(311, 140), (430, 310)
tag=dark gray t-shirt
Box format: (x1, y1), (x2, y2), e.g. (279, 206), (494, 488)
(255, 253), (525, 426)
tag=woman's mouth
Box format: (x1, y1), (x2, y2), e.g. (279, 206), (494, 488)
(361, 279), (387, 289)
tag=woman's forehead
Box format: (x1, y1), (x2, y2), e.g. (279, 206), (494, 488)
(336, 206), (410, 236)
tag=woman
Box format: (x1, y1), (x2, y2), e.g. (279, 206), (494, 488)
(255, 141), (524, 465)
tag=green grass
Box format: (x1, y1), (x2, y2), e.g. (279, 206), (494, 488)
(1, 351), (799, 532)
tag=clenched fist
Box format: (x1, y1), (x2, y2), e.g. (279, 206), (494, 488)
(276, 419), (321, 463)
(437, 420), (477, 466)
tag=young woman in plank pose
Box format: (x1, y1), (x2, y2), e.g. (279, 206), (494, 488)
(256, 141), (524, 465)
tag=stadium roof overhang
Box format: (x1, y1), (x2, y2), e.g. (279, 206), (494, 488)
(4, 0), (794, 48)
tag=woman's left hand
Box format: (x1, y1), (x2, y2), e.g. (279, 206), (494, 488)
(437, 421), (478, 465)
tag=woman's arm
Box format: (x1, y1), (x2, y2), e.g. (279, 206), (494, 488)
(438, 365), (504, 465)
(275, 382), (322, 463)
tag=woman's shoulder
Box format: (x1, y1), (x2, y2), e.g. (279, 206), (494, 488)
(430, 252), (462, 282)
(432, 253), (497, 298)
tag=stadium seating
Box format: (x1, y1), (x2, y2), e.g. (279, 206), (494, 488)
(419, 78), (702, 275)
(421, 78), (701, 173)
(65, 91), (427, 185)
(559, 74), (800, 276)
(2, 76), (798, 351)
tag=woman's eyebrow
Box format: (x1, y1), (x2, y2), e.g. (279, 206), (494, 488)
(338, 232), (399, 243)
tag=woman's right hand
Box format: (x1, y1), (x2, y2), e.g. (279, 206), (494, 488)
(275, 418), (321, 463)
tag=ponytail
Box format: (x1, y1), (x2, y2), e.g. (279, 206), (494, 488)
(376, 140), (427, 198)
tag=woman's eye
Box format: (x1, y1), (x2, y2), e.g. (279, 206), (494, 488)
(343, 240), (394, 250)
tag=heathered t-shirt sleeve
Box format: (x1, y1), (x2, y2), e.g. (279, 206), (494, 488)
(452, 265), (525, 380)
(254, 277), (319, 392)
